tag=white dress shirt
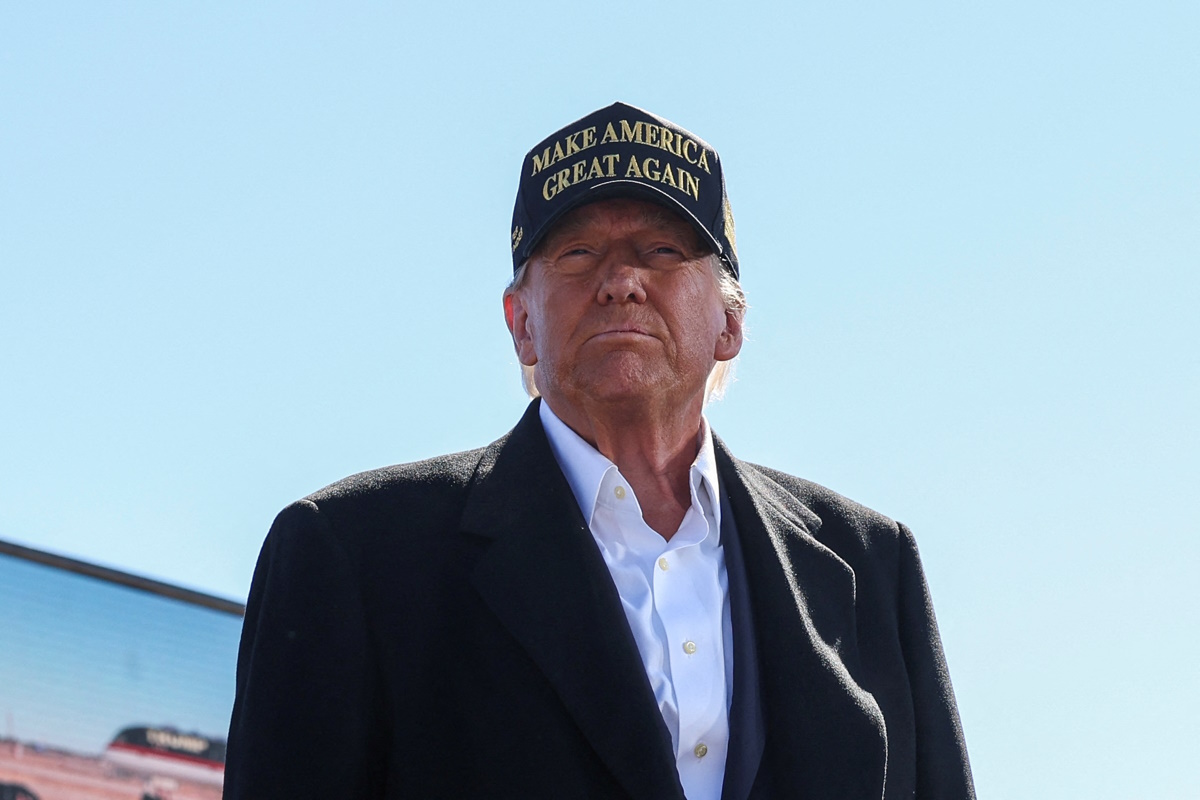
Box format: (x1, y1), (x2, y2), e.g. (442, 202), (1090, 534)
(539, 401), (733, 800)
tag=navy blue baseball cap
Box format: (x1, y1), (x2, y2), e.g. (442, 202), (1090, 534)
(510, 102), (739, 279)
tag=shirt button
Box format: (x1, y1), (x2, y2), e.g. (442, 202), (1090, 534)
(683, 640), (697, 655)
(614, 485), (626, 500)
(657, 557), (669, 571)
(694, 743), (708, 758)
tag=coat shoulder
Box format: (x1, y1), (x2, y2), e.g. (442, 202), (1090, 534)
(275, 437), (507, 546)
(306, 445), (490, 505)
(731, 458), (904, 552)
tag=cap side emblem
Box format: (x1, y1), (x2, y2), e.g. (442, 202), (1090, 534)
(722, 197), (737, 260)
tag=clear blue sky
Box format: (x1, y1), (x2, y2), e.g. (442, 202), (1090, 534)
(2, 2), (1197, 796)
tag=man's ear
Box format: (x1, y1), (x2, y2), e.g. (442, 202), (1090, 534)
(715, 309), (744, 362)
(503, 291), (539, 367)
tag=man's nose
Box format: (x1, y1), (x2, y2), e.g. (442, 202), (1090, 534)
(596, 247), (647, 305)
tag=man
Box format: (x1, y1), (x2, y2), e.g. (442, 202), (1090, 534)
(224, 102), (975, 799)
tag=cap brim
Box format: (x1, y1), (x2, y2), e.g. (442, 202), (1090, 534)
(521, 179), (723, 265)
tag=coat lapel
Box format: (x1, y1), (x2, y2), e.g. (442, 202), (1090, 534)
(462, 401), (685, 800)
(714, 440), (889, 798)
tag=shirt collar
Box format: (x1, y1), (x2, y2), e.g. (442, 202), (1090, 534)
(539, 400), (721, 532)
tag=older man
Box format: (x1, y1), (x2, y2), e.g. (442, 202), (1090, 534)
(224, 102), (975, 800)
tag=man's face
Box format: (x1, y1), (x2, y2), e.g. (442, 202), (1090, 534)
(504, 198), (742, 413)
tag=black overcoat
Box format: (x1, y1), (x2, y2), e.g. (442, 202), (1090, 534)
(224, 400), (975, 799)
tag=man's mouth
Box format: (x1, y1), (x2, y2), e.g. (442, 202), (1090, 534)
(589, 327), (654, 341)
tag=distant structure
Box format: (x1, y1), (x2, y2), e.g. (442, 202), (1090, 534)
(0, 538), (243, 799)
(106, 726), (226, 787)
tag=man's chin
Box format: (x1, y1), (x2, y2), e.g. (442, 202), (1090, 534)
(568, 368), (690, 409)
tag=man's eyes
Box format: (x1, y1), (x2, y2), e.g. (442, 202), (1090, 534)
(551, 244), (690, 262)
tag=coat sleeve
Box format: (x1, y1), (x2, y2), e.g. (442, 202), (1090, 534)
(896, 523), (976, 799)
(224, 499), (388, 799)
